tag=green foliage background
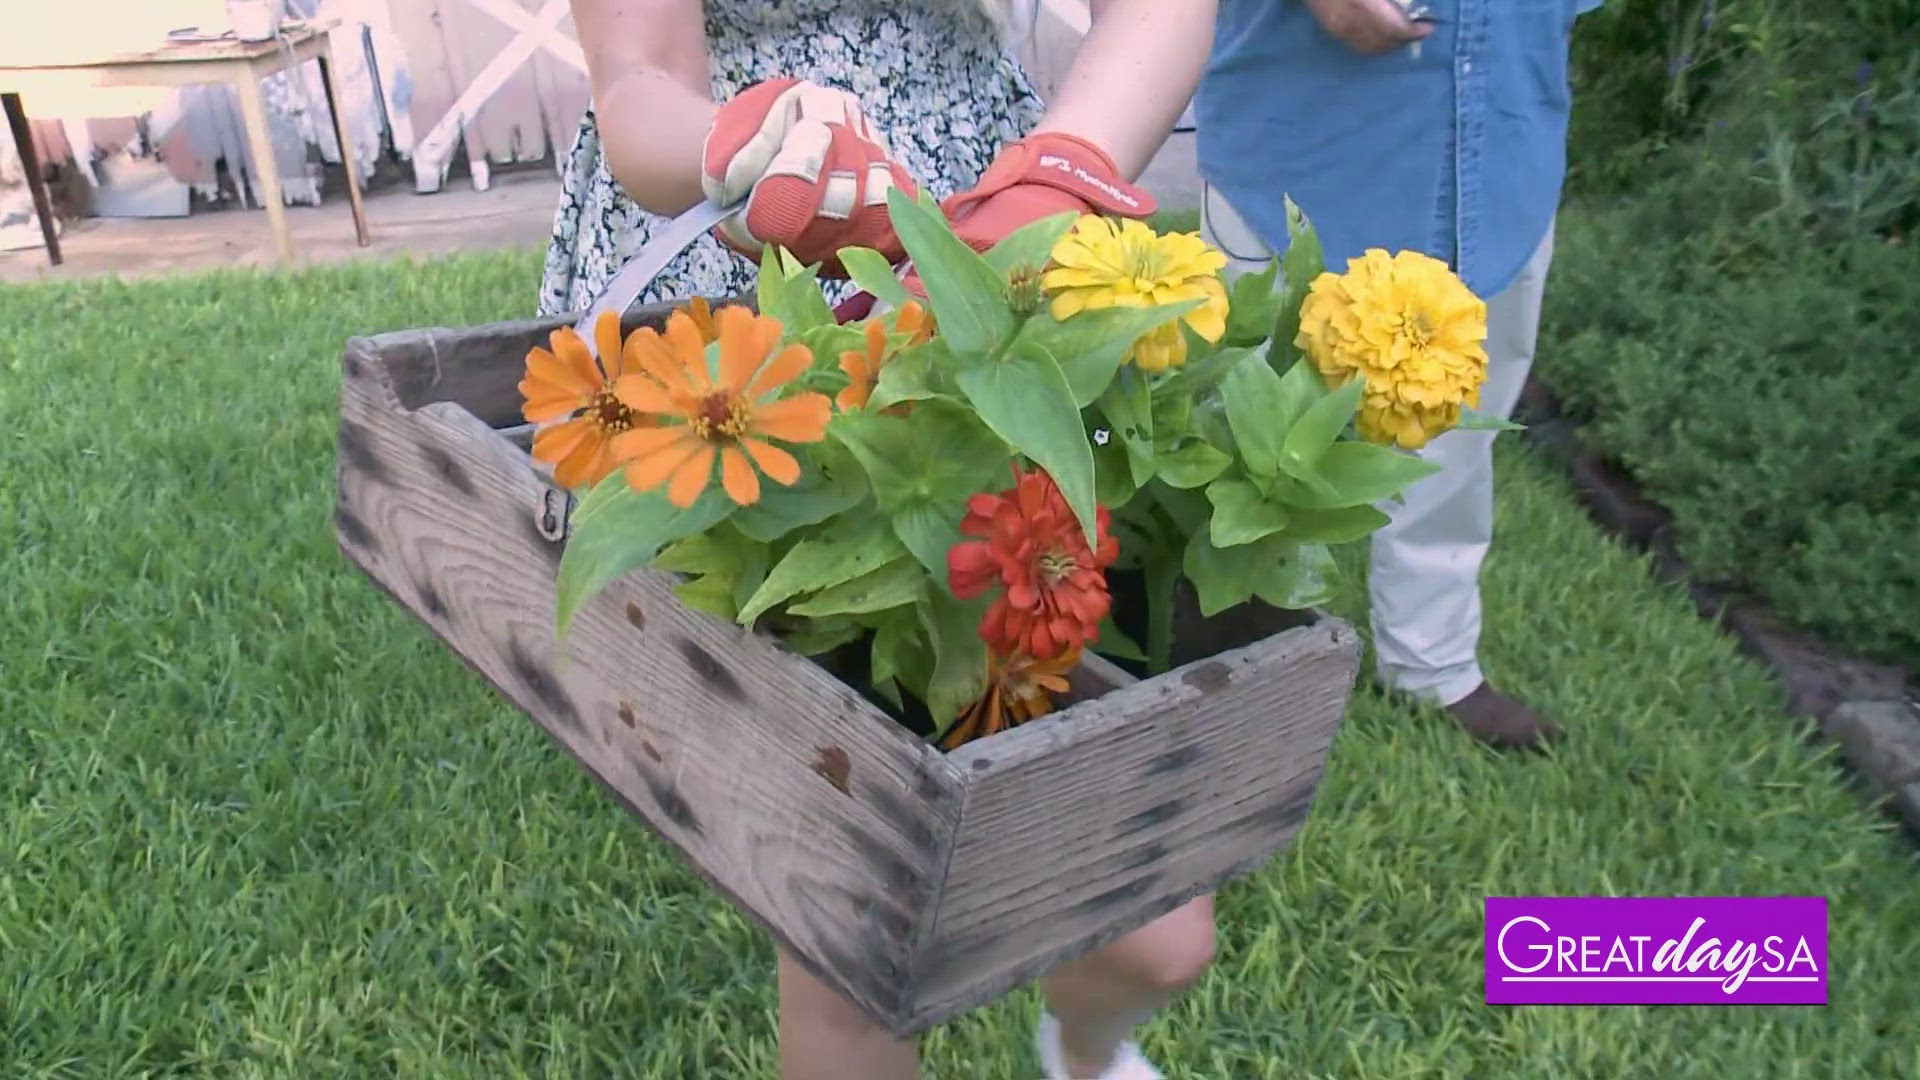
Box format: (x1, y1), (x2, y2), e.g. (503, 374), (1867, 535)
(1544, 0), (1920, 664)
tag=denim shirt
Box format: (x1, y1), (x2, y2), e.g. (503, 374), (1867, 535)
(1195, 0), (1601, 299)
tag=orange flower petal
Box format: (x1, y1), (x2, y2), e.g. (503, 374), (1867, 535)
(667, 444), (717, 507)
(715, 305), (764, 392)
(532, 417), (594, 467)
(552, 432), (611, 489)
(624, 328), (691, 398)
(666, 311), (715, 392)
(612, 373), (681, 417)
(748, 393), (831, 443)
(551, 327), (603, 390)
(741, 438), (801, 486)
(521, 385), (584, 423)
(622, 443), (695, 495)
(609, 423), (691, 464)
(685, 297), (719, 343)
(719, 446), (761, 505)
(593, 311), (625, 378)
(746, 343), (814, 399)
(524, 344), (596, 401)
(836, 383), (870, 412)
(750, 308), (787, 363)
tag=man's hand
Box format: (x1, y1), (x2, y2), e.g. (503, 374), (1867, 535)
(1304, 0), (1433, 56)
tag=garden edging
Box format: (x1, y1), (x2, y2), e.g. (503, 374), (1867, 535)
(1516, 380), (1920, 837)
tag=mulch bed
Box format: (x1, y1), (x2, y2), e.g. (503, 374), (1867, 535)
(1516, 379), (1920, 838)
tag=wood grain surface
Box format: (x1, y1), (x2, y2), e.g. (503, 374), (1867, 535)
(334, 307), (1361, 1035)
(916, 619), (1356, 1028)
(337, 319), (964, 1029)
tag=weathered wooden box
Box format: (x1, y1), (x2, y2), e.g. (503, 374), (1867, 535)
(333, 301), (1362, 1036)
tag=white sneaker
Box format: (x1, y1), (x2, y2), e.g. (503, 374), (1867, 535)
(1035, 1011), (1163, 1080)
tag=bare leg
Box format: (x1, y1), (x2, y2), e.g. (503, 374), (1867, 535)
(776, 947), (920, 1080)
(1040, 895), (1217, 1076)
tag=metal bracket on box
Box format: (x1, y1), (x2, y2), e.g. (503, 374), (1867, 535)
(536, 486), (574, 543)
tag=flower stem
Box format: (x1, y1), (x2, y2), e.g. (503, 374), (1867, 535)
(1145, 554), (1179, 676)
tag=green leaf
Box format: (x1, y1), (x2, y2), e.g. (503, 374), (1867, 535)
(788, 556), (925, 617)
(868, 340), (946, 412)
(754, 247), (834, 333)
(1207, 477), (1292, 547)
(1279, 375), (1365, 481)
(837, 245), (911, 309)
(1454, 407), (1527, 432)
(731, 445), (868, 542)
(780, 620), (863, 657)
(1015, 300), (1201, 407)
(1160, 343), (1251, 401)
(555, 478), (735, 637)
(793, 323), (869, 375)
(1284, 504), (1393, 543)
(1145, 476), (1210, 525)
(736, 509), (907, 625)
(1092, 431), (1138, 508)
(870, 607), (929, 710)
(1156, 439), (1232, 489)
(1096, 366), (1155, 487)
(1281, 440), (1441, 509)
(982, 210), (1080, 276)
(886, 187), (1013, 356)
(1093, 613), (1148, 662)
(1254, 542), (1339, 610)
(916, 584), (989, 729)
(1220, 351), (1292, 478)
(1181, 528), (1267, 617)
(1272, 195), (1325, 361)
(830, 404), (1006, 510)
(1149, 386), (1192, 450)
(891, 500), (969, 585)
(953, 341), (1099, 544)
(1221, 257), (1282, 346)
(831, 402), (1008, 580)
(653, 532), (740, 575)
(673, 573), (740, 619)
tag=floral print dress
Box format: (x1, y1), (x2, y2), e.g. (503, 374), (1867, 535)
(536, 0), (1046, 317)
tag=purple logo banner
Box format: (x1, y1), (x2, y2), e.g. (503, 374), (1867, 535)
(1485, 896), (1827, 1005)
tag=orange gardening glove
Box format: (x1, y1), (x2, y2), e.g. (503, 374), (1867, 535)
(902, 130), (1156, 297)
(701, 77), (919, 276)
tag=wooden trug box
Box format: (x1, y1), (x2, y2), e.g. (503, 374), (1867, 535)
(333, 301), (1362, 1037)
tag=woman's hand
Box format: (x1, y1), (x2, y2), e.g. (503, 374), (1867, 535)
(923, 0), (1214, 261)
(702, 78), (919, 272)
(939, 131), (1156, 256)
(570, 0), (914, 274)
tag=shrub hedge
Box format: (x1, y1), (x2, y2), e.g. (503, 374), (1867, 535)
(1543, 0), (1920, 666)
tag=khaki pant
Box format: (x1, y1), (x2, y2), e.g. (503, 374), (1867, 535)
(1200, 183), (1555, 705)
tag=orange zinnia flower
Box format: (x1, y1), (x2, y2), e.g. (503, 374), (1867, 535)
(679, 295), (720, 343)
(518, 311), (646, 489)
(947, 466), (1120, 660)
(939, 646), (1081, 750)
(837, 302), (933, 412)
(608, 305), (831, 508)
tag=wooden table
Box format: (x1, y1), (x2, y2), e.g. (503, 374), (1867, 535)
(0, 20), (369, 266)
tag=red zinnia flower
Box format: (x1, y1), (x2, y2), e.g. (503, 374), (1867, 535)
(947, 466), (1119, 659)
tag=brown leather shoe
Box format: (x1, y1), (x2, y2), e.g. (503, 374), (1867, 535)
(1444, 682), (1564, 751)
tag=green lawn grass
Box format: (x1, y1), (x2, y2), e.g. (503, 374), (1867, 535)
(2, 252), (1916, 1079)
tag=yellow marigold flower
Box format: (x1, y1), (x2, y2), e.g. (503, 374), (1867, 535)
(1295, 248), (1489, 450)
(1042, 215), (1229, 372)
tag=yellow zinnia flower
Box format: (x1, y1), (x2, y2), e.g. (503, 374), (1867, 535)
(1295, 248), (1489, 450)
(1042, 215), (1229, 372)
